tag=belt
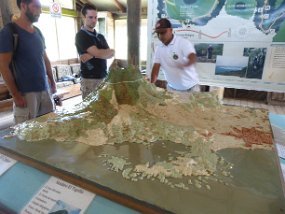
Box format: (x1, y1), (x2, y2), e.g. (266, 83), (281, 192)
(168, 85), (197, 92)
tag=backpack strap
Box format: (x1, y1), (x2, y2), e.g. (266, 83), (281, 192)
(34, 26), (43, 38)
(6, 22), (19, 85)
(6, 22), (19, 53)
(7, 23), (45, 52)
(34, 25), (45, 48)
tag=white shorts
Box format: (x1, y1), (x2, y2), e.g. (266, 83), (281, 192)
(13, 91), (55, 124)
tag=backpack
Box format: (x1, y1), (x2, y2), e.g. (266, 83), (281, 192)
(6, 23), (61, 105)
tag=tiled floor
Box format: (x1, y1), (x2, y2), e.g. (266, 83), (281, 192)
(0, 96), (284, 130)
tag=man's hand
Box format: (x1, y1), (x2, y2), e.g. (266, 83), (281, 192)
(145, 76), (151, 82)
(13, 94), (27, 108)
(80, 53), (93, 63)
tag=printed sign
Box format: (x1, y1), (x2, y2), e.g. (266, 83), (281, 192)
(21, 176), (95, 214)
(0, 153), (17, 176)
(50, 2), (62, 18)
(147, 0), (285, 92)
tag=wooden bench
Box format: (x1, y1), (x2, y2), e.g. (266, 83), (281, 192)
(0, 98), (13, 112)
(0, 81), (12, 112)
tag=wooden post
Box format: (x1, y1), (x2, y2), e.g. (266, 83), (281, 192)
(127, 0), (141, 68)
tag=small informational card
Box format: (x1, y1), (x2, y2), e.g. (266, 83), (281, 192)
(21, 176), (95, 214)
(0, 153), (17, 176)
(280, 159), (285, 183)
(276, 143), (285, 159)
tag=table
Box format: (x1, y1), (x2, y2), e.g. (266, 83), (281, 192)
(0, 111), (284, 213)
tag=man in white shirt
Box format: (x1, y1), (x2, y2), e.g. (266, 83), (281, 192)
(151, 18), (200, 93)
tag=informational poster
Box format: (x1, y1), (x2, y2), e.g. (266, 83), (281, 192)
(21, 176), (95, 214)
(276, 144), (285, 159)
(0, 153), (16, 176)
(147, 0), (285, 92)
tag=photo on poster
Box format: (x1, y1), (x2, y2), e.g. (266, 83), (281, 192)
(215, 55), (249, 77)
(49, 200), (81, 214)
(243, 48), (267, 79)
(195, 43), (224, 63)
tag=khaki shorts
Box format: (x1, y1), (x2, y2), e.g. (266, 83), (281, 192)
(80, 77), (104, 99)
(14, 91), (55, 124)
(167, 84), (200, 101)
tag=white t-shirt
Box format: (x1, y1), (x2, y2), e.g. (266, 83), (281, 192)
(154, 35), (199, 90)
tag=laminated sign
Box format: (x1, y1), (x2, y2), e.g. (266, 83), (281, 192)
(0, 153), (16, 176)
(50, 2), (62, 18)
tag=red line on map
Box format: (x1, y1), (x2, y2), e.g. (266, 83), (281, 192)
(175, 29), (229, 39)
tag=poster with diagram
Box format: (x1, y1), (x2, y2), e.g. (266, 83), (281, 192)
(147, 0), (285, 92)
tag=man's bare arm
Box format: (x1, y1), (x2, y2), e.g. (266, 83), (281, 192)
(0, 52), (26, 107)
(186, 53), (197, 66)
(43, 52), (56, 94)
(151, 63), (161, 83)
(86, 45), (114, 59)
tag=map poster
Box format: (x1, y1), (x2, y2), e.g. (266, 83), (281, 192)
(147, 0), (285, 92)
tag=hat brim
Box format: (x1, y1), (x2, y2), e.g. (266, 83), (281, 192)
(154, 28), (169, 33)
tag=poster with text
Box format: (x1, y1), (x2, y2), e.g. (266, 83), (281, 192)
(147, 0), (285, 92)
(21, 176), (95, 214)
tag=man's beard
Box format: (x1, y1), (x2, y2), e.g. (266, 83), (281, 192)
(87, 23), (95, 29)
(25, 8), (39, 23)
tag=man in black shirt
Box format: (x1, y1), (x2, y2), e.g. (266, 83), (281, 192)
(75, 3), (114, 99)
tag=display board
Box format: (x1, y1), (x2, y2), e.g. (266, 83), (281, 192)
(147, 0), (285, 92)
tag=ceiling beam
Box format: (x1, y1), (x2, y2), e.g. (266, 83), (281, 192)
(113, 0), (126, 13)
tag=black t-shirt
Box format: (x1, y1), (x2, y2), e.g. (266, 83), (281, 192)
(75, 29), (109, 79)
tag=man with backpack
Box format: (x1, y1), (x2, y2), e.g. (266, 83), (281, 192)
(0, 0), (56, 124)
